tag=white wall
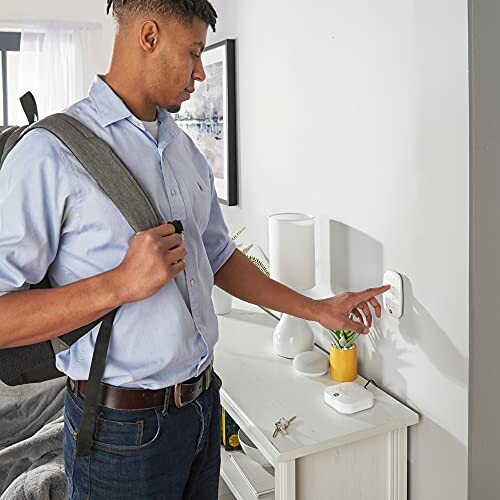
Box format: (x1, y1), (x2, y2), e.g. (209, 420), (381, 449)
(212, 2), (470, 499)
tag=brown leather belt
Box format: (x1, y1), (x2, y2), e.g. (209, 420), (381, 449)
(68, 363), (213, 410)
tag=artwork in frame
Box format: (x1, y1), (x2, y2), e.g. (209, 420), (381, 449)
(175, 39), (238, 206)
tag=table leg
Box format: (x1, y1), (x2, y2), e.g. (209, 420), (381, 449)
(276, 460), (296, 500)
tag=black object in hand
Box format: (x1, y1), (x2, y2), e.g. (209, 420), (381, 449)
(168, 220), (184, 235)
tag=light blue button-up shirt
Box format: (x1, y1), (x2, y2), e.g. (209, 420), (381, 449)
(0, 76), (236, 389)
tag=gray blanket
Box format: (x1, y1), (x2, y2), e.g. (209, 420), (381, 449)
(0, 378), (68, 500)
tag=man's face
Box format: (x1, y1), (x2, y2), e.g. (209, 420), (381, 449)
(147, 16), (208, 113)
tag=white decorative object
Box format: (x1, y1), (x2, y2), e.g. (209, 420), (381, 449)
(212, 286), (233, 315)
(269, 213), (316, 358)
(293, 350), (329, 377)
(273, 314), (315, 359)
(324, 382), (375, 414)
(238, 429), (270, 466)
(269, 213), (315, 290)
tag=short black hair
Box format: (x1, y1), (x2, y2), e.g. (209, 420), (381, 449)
(107, 0), (218, 32)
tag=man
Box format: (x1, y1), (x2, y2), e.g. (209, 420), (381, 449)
(0, 1), (389, 498)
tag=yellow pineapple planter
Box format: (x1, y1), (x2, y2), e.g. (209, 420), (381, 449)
(329, 344), (357, 382)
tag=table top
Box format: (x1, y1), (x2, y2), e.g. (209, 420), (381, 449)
(214, 300), (419, 464)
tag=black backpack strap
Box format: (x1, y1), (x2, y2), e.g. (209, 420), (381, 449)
(20, 92), (39, 125)
(75, 308), (118, 457)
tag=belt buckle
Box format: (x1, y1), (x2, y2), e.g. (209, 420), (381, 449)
(173, 384), (189, 408)
(174, 365), (213, 408)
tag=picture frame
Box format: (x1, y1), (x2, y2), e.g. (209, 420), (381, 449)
(175, 39), (238, 206)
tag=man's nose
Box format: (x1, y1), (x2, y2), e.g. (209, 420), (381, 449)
(193, 59), (206, 83)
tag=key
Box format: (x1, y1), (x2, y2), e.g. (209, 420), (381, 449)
(273, 419), (285, 438)
(272, 425), (281, 439)
(273, 416), (297, 438)
(280, 416), (296, 434)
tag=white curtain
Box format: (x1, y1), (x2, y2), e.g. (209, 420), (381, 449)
(8, 21), (102, 123)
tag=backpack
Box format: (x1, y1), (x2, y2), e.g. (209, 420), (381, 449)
(0, 93), (183, 457)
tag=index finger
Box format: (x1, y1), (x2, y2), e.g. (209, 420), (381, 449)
(351, 285), (391, 304)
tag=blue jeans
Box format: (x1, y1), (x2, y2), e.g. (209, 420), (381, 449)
(63, 374), (222, 499)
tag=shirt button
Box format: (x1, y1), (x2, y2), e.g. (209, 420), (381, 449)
(190, 279), (195, 287)
(197, 323), (202, 331)
(171, 189), (177, 196)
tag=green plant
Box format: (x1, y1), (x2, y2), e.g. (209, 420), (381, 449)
(232, 227), (278, 320)
(329, 316), (360, 350)
(232, 227), (270, 277)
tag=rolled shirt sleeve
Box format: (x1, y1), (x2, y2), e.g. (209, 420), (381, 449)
(0, 130), (74, 295)
(201, 169), (236, 275)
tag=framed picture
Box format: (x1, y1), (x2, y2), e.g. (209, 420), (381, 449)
(175, 39), (238, 206)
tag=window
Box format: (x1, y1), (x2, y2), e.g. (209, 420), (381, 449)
(0, 32), (21, 129)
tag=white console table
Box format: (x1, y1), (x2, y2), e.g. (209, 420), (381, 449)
(214, 300), (419, 500)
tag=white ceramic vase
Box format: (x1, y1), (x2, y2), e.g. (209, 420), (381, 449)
(273, 313), (315, 358)
(212, 286), (233, 315)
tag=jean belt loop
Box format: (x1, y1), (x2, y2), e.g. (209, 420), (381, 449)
(161, 386), (171, 416)
(207, 363), (213, 389)
(74, 380), (79, 395)
(205, 368), (211, 391)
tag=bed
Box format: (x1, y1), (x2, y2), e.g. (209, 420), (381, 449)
(0, 378), (67, 499)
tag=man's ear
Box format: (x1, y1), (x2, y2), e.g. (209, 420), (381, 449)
(140, 21), (160, 52)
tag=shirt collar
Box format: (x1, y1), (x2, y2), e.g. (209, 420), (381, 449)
(89, 75), (133, 128)
(88, 75), (181, 138)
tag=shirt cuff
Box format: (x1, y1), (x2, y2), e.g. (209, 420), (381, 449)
(210, 237), (237, 275)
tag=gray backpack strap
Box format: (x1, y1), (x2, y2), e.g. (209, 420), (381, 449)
(11, 113), (162, 231)
(2, 113), (166, 457)
(1, 125), (29, 165)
